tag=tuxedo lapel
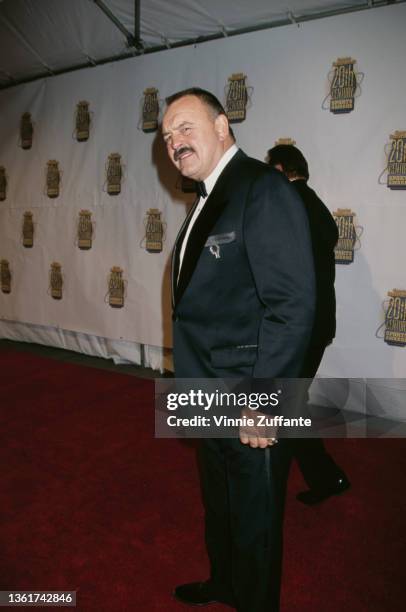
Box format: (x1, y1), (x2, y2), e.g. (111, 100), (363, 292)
(173, 149), (246, 308)
(171, 196), (200, 309)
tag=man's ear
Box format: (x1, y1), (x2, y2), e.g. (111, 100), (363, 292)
(214, 114), (229, 141)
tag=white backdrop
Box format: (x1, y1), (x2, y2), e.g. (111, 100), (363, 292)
(0, 3), (405, 376)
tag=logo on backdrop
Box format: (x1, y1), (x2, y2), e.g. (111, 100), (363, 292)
(386, 131), (406, 190)
(20, 112), (33, 149)
(384, 289), (406, 347)
(46, 160), (61, 198)
(274, 138), (296, 146)
(143, 209), (165, 253)
(49, 262), (63, 300)
(142, 88), (160, 132)
(22, 211), (34, 248)
(225, 73), (251, 123)
(77, 210), (93, 250)
(75, 101), (91, 142)
(333, 209), (359, 264)
(0, 259), (11, 294)
(106, 153), (123, 196)
(0, 166), (7, 201)
(324, 57), (362, 114)
(108, 266), (125, 308)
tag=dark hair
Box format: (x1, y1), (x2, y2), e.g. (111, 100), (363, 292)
(166, 87), (226, 117)
(267, 144), (309, 180)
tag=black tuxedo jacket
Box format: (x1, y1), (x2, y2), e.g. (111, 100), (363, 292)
(292, 179), (338, 347)
(171, 150), (316, 379)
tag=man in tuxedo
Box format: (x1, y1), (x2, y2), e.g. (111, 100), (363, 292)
(267, 144), (350, 505)
(162, 88), (316, 612)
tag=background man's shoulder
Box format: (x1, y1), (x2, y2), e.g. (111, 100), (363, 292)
(236, 151), (288, 184)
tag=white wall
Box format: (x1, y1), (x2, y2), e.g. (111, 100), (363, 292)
(0, 3), (405, 376)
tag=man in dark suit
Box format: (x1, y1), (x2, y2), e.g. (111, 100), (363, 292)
(162, 89), (316, 612)
(267, 144), (350, 505)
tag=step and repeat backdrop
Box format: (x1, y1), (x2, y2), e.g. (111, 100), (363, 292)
(0, 3), (405, 377)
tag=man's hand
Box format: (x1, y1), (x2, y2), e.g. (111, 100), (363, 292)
(239, 408), (278, 449)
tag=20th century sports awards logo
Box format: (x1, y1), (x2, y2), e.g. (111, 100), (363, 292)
(384, 289), (406, 347)
(323, 57), (363, 114)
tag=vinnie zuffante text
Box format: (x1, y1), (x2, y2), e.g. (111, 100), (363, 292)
(165, 389), (312, 429)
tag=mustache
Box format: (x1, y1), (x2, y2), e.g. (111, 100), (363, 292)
(174, 146), (194, 161)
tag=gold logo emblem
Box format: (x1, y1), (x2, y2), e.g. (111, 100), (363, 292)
(106, 153), (123, 195)
(225, 73), (248, 123)
(274, 138), (296, 146)
(108, 266), (125, 308)
(0, 166), (7, 201)
(75, 101), (91, 142)
(22, 211), (34, 248)
(20, 112), (33, 149)
(142, 88), (159, 132)
(78, 210), (93, 250)
(46, 160), (61, 198)
(329, 58), (358, 114)
(1, 259), (11, 294)
(387, 131), (406, 190)
(384, 289), (406, 346)
(50, 262), (63, 299)
(333, 209), (357, 264)
(144, 209), (164, 253)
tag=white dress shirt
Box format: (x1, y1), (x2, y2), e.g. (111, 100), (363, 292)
(178, 144), (238, 279)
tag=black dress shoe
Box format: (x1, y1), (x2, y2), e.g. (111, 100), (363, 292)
(173, 581), (235, 607)
(296, 474), (351, 506)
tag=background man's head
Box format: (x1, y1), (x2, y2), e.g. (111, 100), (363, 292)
(267, 144), (309, 181)
(162, 87), (234, 182)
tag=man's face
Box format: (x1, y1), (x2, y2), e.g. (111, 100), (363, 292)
(162, 95), (227, 181)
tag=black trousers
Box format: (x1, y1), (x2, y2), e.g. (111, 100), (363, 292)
(293, 344), (342, 489)
(199, 438), (292, 612)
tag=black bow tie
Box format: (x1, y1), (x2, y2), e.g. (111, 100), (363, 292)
(195, 181), (208, 198)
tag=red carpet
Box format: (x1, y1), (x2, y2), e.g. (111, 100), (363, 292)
(0, 347), (405, 611)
